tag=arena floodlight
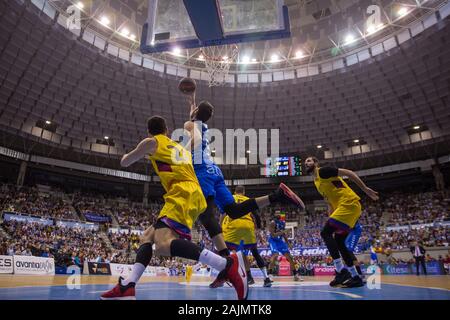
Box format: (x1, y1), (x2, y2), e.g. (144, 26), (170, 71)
(172, 47), (181, 55)
(241, 56), (250, 64)
(120, 28), (130, 37)
(295, 50), (304, 58)
(100, 16), (110, 26)
(345, 34), (355, 45)
(398, 7), (408, 17)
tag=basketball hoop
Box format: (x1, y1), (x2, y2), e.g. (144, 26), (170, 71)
(200, 44), (239, 87)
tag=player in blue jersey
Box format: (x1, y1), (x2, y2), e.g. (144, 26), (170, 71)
(183, 93), (305, 287)
(345, 222), (364, 281)
(267, 211), (302, 282)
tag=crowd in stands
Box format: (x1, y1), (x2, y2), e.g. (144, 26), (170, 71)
(115, 205), (158, 230)
(1, 183), (449, 271)
(385, 191), (450, 226)
(0, 220), (111, 265)
(380, 226), (449, 249)
(0, 184), (76, 221)
(72, 192), (112, 223)
(108, 231), (140, 251)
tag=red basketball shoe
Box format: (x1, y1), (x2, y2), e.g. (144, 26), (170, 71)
(100, 277), (136, 300)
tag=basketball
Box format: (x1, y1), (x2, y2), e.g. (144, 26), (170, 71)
(178, 77), (197, 94)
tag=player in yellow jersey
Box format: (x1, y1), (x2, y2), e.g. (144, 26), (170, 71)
(221, 186), (273, 287)
(185, 264), (193, 283)
(101, 116), (248, 300)
(305, 156), (379, 288)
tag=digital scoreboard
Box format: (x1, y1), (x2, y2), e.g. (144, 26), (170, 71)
(264, 156), (303, 177)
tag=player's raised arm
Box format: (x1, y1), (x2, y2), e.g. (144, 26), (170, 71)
(338, 168), (379, 201)
(120, 138), (157, 168)
(269, 220), (284, 238)
(183, 120), (202, 151)
(187, 92), (197, 120)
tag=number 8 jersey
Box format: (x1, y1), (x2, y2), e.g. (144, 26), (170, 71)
(313, 167), (360, 209)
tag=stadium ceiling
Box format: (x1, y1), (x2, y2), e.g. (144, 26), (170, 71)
(1, 0), (449, 176)
(48, 0), (448, 71)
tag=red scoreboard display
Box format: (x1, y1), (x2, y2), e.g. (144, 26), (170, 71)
(264, 156), (303, 177)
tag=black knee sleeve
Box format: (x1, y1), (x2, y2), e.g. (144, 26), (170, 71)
(224, 199), (259, 219)
(251, 248), (266, 269)
(320, 224), (341, 260)
(170, 239), (201, 261)
(335, 234), (354, 267)
(199, 197), (222, 238)
(136, 243), (153, 266)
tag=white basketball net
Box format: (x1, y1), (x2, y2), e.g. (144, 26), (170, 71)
(200, 44), (239, 87)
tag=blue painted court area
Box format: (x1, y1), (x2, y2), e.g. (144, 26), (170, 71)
(0, 280), (449, 300)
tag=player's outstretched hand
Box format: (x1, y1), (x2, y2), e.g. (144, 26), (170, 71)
(364, 187), (379, 201)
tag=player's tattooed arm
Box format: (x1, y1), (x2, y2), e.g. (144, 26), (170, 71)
(183, 121), (202, 151)
(338, 168), (379, 201)
(120, 138), (157, 167)
(186, 92), (197, 119)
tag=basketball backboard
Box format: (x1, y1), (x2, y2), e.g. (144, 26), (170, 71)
(140, 0), (291, 54)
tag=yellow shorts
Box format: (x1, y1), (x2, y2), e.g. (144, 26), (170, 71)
(330, 199), (361, 228)
(158, 180), (207, 231)
(185, 265), (193, 283)
(222, 217), (256, 249)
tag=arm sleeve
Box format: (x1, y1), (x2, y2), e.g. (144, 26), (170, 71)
(318, 167), (339, 179)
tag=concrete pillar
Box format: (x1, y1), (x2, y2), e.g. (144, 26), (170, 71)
(432, 162), (445, 191)
(143, 182), (149, 206)
(16, 161), (27, 187)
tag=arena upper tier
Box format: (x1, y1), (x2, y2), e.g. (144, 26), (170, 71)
(0, 0), (449, 179)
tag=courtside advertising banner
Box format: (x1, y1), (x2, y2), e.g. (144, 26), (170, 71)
(110, 263), (157, 277)
(313, 266), (335, 276)
(155, 266), (170, 276)
(13, 255), (55, 275)
(423, 261), (445, 275)
(87, 262), (111, 275)
(382, 263), (410, 275)
(192, 266), (212, 277)
(249, 268), (265, 278)
(0, 255), (13, 274)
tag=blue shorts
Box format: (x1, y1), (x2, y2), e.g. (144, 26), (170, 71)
(268, 237), (290, 255)
(226, 240), (257, 256)
(194, 164), (235, 213)
(345, 222), (362, 253)
(370, 252), (378, 262)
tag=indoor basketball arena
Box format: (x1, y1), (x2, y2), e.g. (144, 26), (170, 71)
(0, 0), (449, 306)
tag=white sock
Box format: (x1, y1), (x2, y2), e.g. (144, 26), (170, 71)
(333, 259), (344, 272)
(122, 263), (146, 285)
(199, 249), (227, 272)
(260, 267), (268, 279)
(348, 266), (359, 277)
